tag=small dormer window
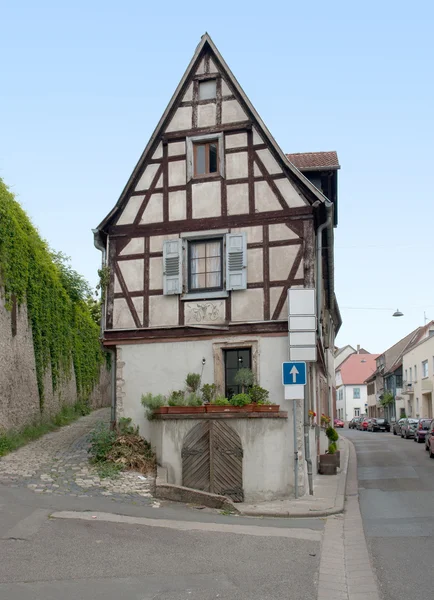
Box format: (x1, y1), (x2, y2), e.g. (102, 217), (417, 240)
(193, 140), (219, 176)
(199, 79), (216, 100)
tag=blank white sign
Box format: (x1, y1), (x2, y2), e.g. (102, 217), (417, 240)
(288, 289), (316, 316)
(290, 346), (317, 361)
(289, 316), (316, 331)
(290, 331), (316, 346)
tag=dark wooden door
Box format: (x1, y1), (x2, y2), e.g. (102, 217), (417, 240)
(181, 421), (244, 502)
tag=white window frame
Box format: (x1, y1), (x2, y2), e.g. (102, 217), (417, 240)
(186, 132), (225, 181)
(414, 365), (417, 382)
(354, 408), (360, 417)
(422, 360), (428, 378)
(353, 387), (361, 399)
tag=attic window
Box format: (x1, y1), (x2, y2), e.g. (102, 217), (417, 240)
(199, 79), (216, 100)
(194, 140), (219, 176)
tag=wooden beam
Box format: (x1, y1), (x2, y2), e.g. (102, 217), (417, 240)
(162, 121), (252, 141)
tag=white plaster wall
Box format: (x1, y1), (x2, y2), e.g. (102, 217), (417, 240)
(221, 79), (231, 96)
(226, 152), (248, 179)
(141, 193), (163, 224)
(269, 223), (299, 242)
(198, 103), (216, 128)
(255, 180), (282, 212)
(231, 289), (263, 321)
(270, 287), (287, 319)
(113, 298), (135, 329)
(192, 181), (221, 218)
(168, 161), (186, 187)
(149, 295), (178, 328)
(152, 417), (292, 502)
(169, 190), (186, 221)
(340, 384), (368, 420)
(152, 143), (163, 160)
(117, 196), (142, 225)
(168, 141), (186, 156)
(150, 233), (180, 253)
(227, 183), (249, 215)
(166, 107), (192, 132)
(225, 133), (247, 149)
(230, 226), (262, 244)
(135, 164), (160, 191)
(270, 246), (298, 280)
(222, 100), (247, 123)
(119, 335), (288, 439)
(119, 238), (144, 256)
(182, 83), (193, 102)
(256, 149), (282, 175)
(118, 259), (144, 291)
(252, 127), (263, 145)
(247, 248), (263, 283)
(149, 257), (163, 290)
(275, 179), (305, 208)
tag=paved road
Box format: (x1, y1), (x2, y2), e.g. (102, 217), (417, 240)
(0, 411), (325, 599)
(344, 427), (434, 600)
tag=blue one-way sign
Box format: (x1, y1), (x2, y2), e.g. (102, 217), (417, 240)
(282, 361), (307, 386)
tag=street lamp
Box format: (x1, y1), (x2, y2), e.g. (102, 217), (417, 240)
(392, 309), (404, 317)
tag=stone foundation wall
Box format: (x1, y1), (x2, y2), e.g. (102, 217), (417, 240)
(0, 294), (111, 431)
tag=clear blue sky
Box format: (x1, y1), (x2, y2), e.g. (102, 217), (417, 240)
(2, 0), (433, 353)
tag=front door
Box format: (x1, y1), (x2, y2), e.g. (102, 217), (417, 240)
(224, 348), (252, 398)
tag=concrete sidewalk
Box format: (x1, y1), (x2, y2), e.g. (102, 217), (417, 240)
(237, 435), (350, 518)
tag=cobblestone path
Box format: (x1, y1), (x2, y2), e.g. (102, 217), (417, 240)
(0, 408), (155, 506)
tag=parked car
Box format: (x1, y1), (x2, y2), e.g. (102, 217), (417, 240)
(349, 417), (361, 429)
(400, 418), (419, 439)
(393, 418), (405, 436)
(368, 418), (390, 432)
(358, 417), (370, 431)
(334, 418), (344, 428)
(414, 418), (433, 443)
(425, 421), (434, 453)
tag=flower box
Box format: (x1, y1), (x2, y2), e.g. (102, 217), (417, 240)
(206, 405), (246, 413)
(166, 406), (206, 414)
(248, 404), (279, 413)
(154, 407), (168, 414)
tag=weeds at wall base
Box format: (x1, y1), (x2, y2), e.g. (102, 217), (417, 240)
(0, 402), (91, 457)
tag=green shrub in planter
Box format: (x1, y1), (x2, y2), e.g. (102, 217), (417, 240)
(230, 393), (251, 407)
(186, 373), (201, 392)
(248, 385), (269, 404)
(168, 390), (186, 406)
(234, 368), (255, 392)
(328, 442), (337, 454)
(141, 393), (166, 420)
(211, 396), (230, 406)
(201, 383), (217, 403)
(326, 426), (339, 443)
(186, 393), (203, 407)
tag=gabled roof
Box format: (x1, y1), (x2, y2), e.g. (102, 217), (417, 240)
(96, 33), (330, 233)
(286, 151), (340, 172)
(337, 353), (380, 385)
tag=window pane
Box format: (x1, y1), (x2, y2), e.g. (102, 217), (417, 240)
(225, 350), (239, 369)
(195, 145), (206, 174)
(209, 143), (218, 173)
(238, 349), (251, 368)
(199, 80), (216, 100)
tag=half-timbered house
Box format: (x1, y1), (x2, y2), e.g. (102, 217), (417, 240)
(94, 34), (341, 498)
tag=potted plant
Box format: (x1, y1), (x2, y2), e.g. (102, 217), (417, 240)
(206, 396), (232, 412)
(141, 393), (168, 419)
(186, 373), (201, 393)
(320, 414), (331, 428)
(319, 426), (339, 474)
(167, 390), (205, 414)
(201, 383), (218, 404)
(234, 368), (255, 393)
(308, 410), (316, 426)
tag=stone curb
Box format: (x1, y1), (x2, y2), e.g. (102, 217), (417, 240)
(238, 436), (350, 519)
(154, 483), (240, 514)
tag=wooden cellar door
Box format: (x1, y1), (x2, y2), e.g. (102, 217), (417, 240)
(211, 421), (244, 502)
(181, 421), (244, 502)
(181, 421), (211, 492)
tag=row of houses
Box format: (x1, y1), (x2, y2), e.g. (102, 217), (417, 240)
(335, 323), (434, 422)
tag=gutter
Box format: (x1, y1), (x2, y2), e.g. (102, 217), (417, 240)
(93, 229), (117, 429)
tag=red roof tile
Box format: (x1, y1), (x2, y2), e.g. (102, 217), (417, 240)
(286, 151), (340, 171)
(337, 353), (380, 385)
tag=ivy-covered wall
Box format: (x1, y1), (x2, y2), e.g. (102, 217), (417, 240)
(0, 178), (109, 427)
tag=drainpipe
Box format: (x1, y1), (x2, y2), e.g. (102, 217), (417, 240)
(304, 369), (313, 495)
(293, 399), (298, 499)
(93, 229), (117, 429)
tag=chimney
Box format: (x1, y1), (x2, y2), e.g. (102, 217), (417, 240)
(357, 345), (360, 353)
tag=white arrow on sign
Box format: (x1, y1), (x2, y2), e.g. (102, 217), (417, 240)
(290, 365), (299, 383)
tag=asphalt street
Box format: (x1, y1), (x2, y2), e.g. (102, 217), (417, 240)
(343, 427), (434, 600)
(0, 483), (324, 599)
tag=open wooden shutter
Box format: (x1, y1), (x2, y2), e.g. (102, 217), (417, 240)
(225, 232), (247, 291)
(163, 238), (183, 295)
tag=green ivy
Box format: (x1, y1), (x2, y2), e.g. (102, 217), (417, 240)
(0, 178), (104, 409)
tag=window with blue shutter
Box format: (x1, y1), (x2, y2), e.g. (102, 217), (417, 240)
(163, 239), (183, 295)
(225, 232), (247, 291)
